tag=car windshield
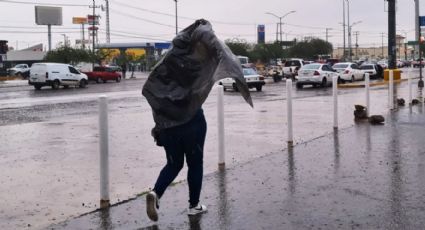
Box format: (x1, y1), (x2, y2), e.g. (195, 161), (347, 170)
(333, 64), (349, 69)
(243, 68), (257, 75)
(15, 64), (25, 68)
(360, 65), (374, 70)
(302, 64), (321, 70)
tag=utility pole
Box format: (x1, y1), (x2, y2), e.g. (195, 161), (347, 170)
(346, 0), (351, 61)
(354, 31), (359, 59)
(415, 0), (420, 59)
(105, 0), (110, 43)
(174, 0), (178, 35)
(343, 0), (346, 60)
(382, 32), (385, 58)
(387, 0), (396, 69)
(326, 28), (332, 42)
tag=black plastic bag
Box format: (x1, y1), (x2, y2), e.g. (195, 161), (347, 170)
(142, 19), (253, 130)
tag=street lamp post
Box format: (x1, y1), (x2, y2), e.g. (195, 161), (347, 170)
(174, 0), (178, 35)
(266, 10), (296, 43)
(348, 20), (361, 61)
(343, 0), (346, 60)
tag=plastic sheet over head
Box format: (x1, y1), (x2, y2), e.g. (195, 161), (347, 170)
(142, 19), (253, 129)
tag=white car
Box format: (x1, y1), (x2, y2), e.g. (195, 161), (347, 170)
(359, 64), (383, 79)
(28, 63), (88, 90)
(282, 59), (304, 80)
(7, 64), (30, 77)
(219, 68), (265, 92)
(332, 62), (364, 82)
(296, 63), (339, 89)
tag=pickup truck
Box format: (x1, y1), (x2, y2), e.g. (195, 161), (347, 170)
(83, 66), (122, 83)
(282, 59), (304, 80)
(7, 64), (30, 78)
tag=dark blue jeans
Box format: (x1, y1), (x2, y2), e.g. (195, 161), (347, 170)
(153, 109), (207, 207)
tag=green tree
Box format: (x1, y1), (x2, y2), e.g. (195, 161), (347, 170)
(225, 38), (250, 57)
(288, 38), (333, 59)
(250, 42), (286, 63)
(44, 46), (112, 66)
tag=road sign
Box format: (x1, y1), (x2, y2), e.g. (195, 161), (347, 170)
(88, 26), (98, 31)
(420, 16), (425, 27)
(408, 40), (418, 45)
(87, 15), (100, 25)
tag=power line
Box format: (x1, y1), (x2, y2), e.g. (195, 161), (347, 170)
(0, 0), (88, 7)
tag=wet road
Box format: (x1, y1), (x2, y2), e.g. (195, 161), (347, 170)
(0, 71), (420, 229)
(50, 105), (425, 230)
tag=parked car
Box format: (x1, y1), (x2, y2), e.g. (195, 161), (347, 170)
(83, 66), (122, 83)
(332, 62), (364, 82)
(282, 58), (304, 79)
(218, 67), (265, 92)
(359, 63), (384, 79)
(28, 63), (88, 90)
(7, 64), (30, 78)
(413, 58), (425, 68)
(295, 63), (339, 89)
(377, 60), (389, 69)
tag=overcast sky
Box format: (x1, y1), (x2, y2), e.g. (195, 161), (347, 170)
(0, 0), (424, 50)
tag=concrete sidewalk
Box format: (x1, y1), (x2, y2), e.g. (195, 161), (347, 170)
(50, 105), (425, 230)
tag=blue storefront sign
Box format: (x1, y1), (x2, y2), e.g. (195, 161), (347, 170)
(257, 25), (265, 44)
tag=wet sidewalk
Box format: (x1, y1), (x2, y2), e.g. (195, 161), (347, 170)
(50, 105), (425, 230)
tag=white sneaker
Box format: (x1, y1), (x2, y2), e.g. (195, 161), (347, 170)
(187, 204), (207, 216)
(146, 191), (159, 221)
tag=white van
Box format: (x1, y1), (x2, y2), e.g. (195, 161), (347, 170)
(28, 63), (88, 90)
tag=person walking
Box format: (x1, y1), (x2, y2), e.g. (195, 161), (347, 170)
(142, 19), (253, 222)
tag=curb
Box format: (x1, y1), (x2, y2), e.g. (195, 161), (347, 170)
(338, 78), (409, 88)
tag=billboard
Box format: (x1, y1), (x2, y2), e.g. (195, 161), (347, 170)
(35, 6), (63, 25)
(73, 17), (88, 24)
(257, 25), (265, 44)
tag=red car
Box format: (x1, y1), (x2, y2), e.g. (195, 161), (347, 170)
(83, 66), (122, 83)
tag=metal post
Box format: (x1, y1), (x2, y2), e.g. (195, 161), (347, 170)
(174, 0), (178, 35)
(415, 0), (420, 59)
(389, 70), (394, 110)
(99, 95), (110, 208)
(92, 0), (95, 53)
(419, 25), (424, 88)
(279, 18), (283, 43)
(343, 0), (346, 60)
(365, 73), (370, 116)
(82, 24), (85, 49)
(388, 0), (397, 69)
(346, 0), (351, 61)
(333, 75), (338, 129)
(105, 0), (110, 43)
(217, 86), (225, 167)
(408, 66), (413, 105)
(47, 24), (51, 51)
(286, 79), (293, 146)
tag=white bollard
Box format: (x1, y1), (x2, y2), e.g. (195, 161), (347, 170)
(99, 95), (110, 208)
(365, 73), (370, 116)
(408, 67), (413, 105)
(389, 70), (394, 110)
(286, 79), (293, 145)
(217, 85), (225, 167)
(333, 75), (338, 129)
